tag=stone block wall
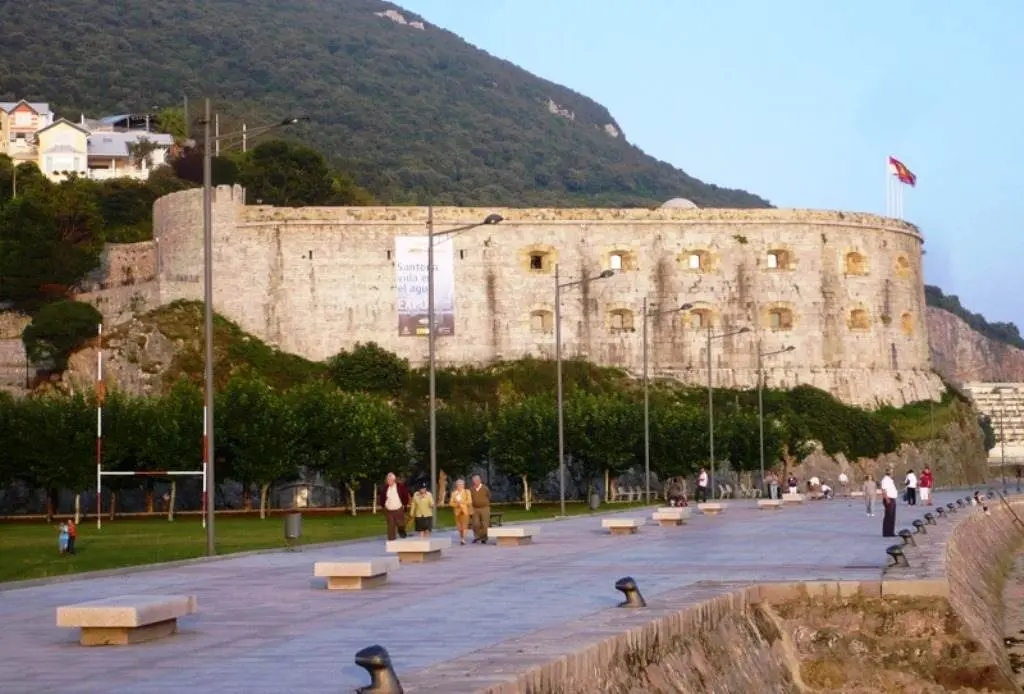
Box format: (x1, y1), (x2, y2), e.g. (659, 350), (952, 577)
(151, 188), (945, 407)
(74, 241), (159, 327)
(0, 311), (30, 392)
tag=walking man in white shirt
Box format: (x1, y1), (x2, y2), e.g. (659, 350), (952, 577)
(880, 468), (898, 537)
(696, 468), (709, 503)
(904, 469), (918, 506)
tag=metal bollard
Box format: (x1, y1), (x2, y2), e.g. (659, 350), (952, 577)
(355, 645), (404, 694)
(912, 519), (926, 534)
(947, 503), (956, 512)
(936, 507), (946, 518)
(956, 499), (965, 508)
(615, 576), (647, 608)
(886, 545), (908, 567)
(898, 529), (915, 546)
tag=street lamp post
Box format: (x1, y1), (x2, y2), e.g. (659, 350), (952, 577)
(642, 298), (692, 504)
(555, 265), (614, 516)
(757, 341), (795, 493)
(200, 100), (304, 556)
(706, 325), (750, 500)
(426, 208), (503, 524)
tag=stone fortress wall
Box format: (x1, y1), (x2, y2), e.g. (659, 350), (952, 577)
(148, 185), (944, 407)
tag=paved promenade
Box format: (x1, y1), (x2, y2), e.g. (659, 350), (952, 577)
(0, 492), (965, 694)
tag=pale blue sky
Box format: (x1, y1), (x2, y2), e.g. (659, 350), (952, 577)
(397, 0), (1023, 328)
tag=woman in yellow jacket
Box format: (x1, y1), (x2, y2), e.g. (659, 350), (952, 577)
(449, 478), (473, 545)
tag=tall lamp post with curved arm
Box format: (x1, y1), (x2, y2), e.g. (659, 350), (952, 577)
(757, 341), (795, 491)
(707, 325), (750, 499)
(425, 207), (503, 524)
(199, 99), (305, 556)
(555, 266), (615, 517)
(642, 299), (693, 503)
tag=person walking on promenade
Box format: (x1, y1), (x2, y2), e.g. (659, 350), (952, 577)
(411, 483), (434, 537)
(450, 478), (472, 545)
(920, 466), (934, 506)
(787, 474), (798, 495)
(696, 468), (709, 503)
(904, 469), (918, 506)
(57, 521), (69, 555)
(66, 518), (77, 555)
(469, 474), (491, 544)
(838, 470), (849, 497)
(880, 468), (898, 537)
(862, 475), (877, 516)
(378, 472), (410, 541)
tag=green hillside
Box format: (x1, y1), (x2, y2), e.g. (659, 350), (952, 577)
(0, 0), (770, 209)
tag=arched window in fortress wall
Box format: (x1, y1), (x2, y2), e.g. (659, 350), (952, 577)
(680, 249), (711, 273)
(606, 249), (637, 272)
(521, 245), (557, 274)
(900, 312), (914, 336)
(609, 308), (635, 333)
(688, 308), (713, 330)
(766, 249), (793, 271)
(848, 308), (870, 331)
(530, 309), (554, 334)
(845, 251), (868, 276)
(766, 307), (794, 331)
(895, 255), (912, 279)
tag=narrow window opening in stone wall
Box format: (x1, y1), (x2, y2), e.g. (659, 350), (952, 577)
(849, 309), (870, 331)
(891, 343), (899, 369)
(610, 253), (623, 270)
(766, 252), (778, 269)
(895, 255), (911, 278)
(609, 309), (635, 333)
(768, 308), (793, 331)
(689, 309), (711, 329)
(530, 253), (544, 270)
(845, 252), (868, 276)
(309, 250), (313, 260)
(387, 250), (392, 260)
(688, 253), (702, 270)
(900, 312), (914, 335)
(530, 310), (554, 334)
(767, 250), (789, 270)
(459, 249), (466, 260)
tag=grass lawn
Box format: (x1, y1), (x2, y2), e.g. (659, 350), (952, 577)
(0, 501), (648, 584)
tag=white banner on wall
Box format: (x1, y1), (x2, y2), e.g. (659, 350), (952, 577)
(395, 236), (455, 337)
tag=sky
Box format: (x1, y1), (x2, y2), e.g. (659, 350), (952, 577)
(396, 0), (1023, 329)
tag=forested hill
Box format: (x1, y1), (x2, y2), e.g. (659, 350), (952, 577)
(0, 0), (770, 209)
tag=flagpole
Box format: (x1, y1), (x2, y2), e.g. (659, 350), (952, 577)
(885, 157), (892, 217)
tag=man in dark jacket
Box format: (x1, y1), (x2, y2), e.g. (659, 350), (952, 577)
(378, 472), (411, 541)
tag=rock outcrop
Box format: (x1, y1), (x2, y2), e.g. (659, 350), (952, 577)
(927, 306), (1024, 383)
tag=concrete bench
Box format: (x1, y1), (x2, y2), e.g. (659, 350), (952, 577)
(757, 499), (784, 510)
(385, 537), (451, 563)
(652, 507), (691, 526)
(57, 595), (197, 646)
(782, 493), (806, 504)
(697, 502), (725, 516)
(313, 557), (399, 590)
(489, 526), (539, 546)
(850, 491), (865, 497)
(602, 518), (644, 535)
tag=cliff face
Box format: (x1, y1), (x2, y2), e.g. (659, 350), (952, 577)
(926, 307), (1024, 383)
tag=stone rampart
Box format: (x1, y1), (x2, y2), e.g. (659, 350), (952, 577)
(151, 187), (945, 407)
(74, 241), (159, 326)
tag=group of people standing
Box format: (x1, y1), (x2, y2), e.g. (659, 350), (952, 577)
(377, 472), (494, 545)
(866, 465), (934, 537)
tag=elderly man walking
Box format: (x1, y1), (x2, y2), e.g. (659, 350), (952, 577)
(378, 472), (411, 541)
(469, 475), (492, 545)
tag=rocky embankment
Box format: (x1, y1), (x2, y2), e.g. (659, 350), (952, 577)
(927, 306), (1024, 383)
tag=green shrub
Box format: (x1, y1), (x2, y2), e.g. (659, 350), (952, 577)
(22, 300), (103, 370)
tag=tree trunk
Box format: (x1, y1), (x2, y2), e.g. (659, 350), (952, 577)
(438, 470), (448, 506)
(349, 485), (357, 517)
(167, 480), (176, 521)
(74, 493), (81, 524)
(259, 483), (270, 519)
(371, 484), (378, 514)
(521, 474), (531, 511)
(145, 488), (155, 514)
(45, 488), (57, 522)
(242, 485), (252, 511)
(604, 469), (611, 503)
(109, 490), (117, 520)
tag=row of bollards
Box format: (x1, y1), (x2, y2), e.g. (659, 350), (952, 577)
(887, 493), (992, 569)
(353, 575), (647, 691)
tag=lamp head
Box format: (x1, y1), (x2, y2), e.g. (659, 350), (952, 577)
(738, 327), (751, 334)
(784, 345), (795, 352)
(679, 302), (694, 311)
(599, 269), (615, 279)
(483, 214), (503, 225)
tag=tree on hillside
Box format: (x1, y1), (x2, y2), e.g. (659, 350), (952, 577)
(22, 301), (103, 371)
(238, 140), (334, 206)
(566, 392), (641, 501)
(327, 342), (409, 396)
(488, 396), (557, 509)
(155, 107), (189, 142)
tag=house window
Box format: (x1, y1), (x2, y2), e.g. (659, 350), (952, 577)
(609, 308), (634, 332)
(530, 309), (554, 334)
(610, 253), (623, 271)
(900, 312), (914, 336)
(849, 309), (870, 331)
(766, 249), (790, 270)
(845, 252), (868, 276)
(689, 309), (711, 329)
(768, 308), (794, 331)
(529, 253), (544, 270)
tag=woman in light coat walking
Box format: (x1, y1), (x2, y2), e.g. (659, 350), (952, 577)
(862, 475), (877, 517)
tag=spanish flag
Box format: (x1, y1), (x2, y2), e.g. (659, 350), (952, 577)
(888, 156), (916, 187)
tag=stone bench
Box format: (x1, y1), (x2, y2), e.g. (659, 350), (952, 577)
(57, 595), (197, 646)
(313, 557), (399, 590)
(782, 493), (806, 504)
(697, 502), (725, 516)
(489, 526), (539, 546)
(602, 518), (644, 535)
(850, 491), (865, 497)
(652, 507), (691, 526)
(385, 537), (451, 563)
(757, 499), (784, 510)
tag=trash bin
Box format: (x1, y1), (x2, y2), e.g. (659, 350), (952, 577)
(284, 512), (302, 541)
(589, 493), (601, 511)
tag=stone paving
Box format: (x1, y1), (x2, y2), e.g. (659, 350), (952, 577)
(0, 491), (969, 694)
